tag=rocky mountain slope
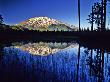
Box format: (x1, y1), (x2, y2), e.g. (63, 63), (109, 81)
(14, 17), (78, 31)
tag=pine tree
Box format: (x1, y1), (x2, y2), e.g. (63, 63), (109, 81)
(0, 15), (3, 25)
(78, 0), (80, 31)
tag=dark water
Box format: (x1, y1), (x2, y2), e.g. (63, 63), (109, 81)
(0, 41), (110, 82)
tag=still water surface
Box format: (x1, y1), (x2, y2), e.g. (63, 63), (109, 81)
(0, 41), (110, 82)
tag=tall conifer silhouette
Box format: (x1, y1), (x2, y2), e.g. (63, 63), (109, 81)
(78, 0), (80, 31)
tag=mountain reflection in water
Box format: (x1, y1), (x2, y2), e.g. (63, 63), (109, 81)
(0, 41), (110, 82)
(13, 42), (78, 56)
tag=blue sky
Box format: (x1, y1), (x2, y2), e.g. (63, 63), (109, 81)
(0, 0), (109, 28)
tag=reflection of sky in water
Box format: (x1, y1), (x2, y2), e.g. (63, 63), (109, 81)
(0, 42), (110, 82)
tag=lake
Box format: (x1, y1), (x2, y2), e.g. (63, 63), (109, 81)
(0, 40), (110, 82)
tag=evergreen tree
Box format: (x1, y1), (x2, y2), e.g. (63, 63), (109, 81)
(0, 15), (3, 25)
(78, 0), (81, 31)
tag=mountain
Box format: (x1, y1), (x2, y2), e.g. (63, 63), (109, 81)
(14, 17), (78, 31)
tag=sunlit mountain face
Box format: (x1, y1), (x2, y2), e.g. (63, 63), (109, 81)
(12, 17), (78, 31)
(12, 42), (78, 56)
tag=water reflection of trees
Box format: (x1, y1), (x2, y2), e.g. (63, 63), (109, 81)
(76, 44), (80, 82)
(1, 41), (110, 82)
(85, 48), (105, 82)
